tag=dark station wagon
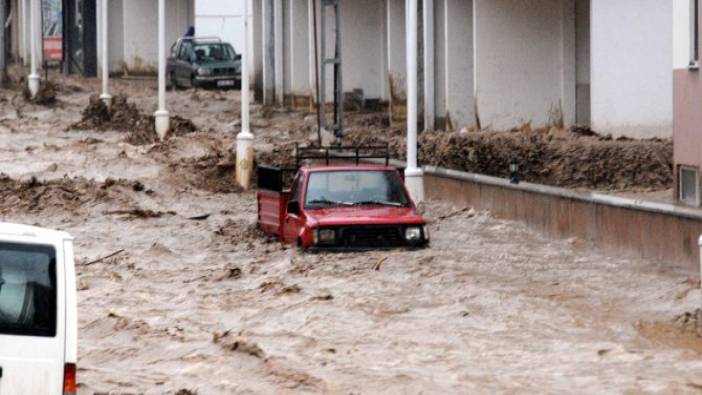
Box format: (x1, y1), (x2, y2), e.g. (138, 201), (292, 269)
(167, 37), (242, 89)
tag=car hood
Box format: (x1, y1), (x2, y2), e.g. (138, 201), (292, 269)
(306, 206), (425, 227)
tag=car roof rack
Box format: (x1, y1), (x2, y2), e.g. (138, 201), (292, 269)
(180, 36), (222, 43)
(296, 144), (390, 167)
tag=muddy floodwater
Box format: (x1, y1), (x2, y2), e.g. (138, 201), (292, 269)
(1, 75), (701, 394)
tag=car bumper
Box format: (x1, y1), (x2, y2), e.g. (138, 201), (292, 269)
(307, 242), (429, 253)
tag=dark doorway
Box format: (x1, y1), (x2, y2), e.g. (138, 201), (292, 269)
(62, 0), (96, 76)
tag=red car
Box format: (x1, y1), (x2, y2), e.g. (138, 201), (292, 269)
(257, 147), (429, 250)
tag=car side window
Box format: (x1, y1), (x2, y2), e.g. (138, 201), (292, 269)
(179, 43), (192, 61)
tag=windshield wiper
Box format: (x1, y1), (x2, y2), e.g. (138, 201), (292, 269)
(352, 200), (404, 207)
(307, 199), (352, 207)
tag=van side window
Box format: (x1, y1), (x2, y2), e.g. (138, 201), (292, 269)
(0, 243), (57, 337)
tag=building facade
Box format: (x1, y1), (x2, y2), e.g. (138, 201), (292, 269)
(253, 0), (673, 139)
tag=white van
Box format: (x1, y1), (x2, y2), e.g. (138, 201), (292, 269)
(0, 223), (77, 395)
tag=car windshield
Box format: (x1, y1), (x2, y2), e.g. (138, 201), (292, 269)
(193, 43), (236, 63)
(0, 242), (56, 337)
(305, 170), (410, 208)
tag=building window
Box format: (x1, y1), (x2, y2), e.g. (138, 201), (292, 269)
(691, 0), (700, 68)
(679, 166), (700, 206)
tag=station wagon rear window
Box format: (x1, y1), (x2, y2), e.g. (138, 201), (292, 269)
(0, 243), (57, 337)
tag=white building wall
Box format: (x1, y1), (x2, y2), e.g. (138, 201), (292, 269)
(288, 0), (309, 95)
(97, 0), (125, 74)
(443, 0), (474, 129)
(673, 0), (691, 70)
(591, 0), (673, 138)
(340, 0), (385, 99)
(121, 0), (193, 74)
(387, 0), (406, 100)
(473, 0), (575, 131)
(575, 0), (590, 125)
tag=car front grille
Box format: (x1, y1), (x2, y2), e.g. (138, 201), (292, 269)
(337, 225), (404, 248)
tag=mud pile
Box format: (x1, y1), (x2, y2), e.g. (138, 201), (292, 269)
(22, 79), (58, 106)
(344, 128), (673, 191)
(72, 95), (197, 145)
(168, 150), (242, 194)
(674, 309), (702, 338)
(0, 174), (139, 214)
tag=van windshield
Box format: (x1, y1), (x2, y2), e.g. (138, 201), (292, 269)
(0, 243), (56, 337)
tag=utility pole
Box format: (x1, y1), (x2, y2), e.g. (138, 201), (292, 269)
(236, 0), (254, 189)
(154, 0), (169, 140)
(0, 0), (6, 88)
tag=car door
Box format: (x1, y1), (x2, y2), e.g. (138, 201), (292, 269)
(283, 173), (305, 244)
(0, 238), (65, 395)
(176, 42), (193, 86)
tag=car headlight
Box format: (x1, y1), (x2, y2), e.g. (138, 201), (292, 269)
(197, 67), (211, 76)
(423, 225), (430, 241)
(405, 227), (422, 242)
(313, 229), (336, 245)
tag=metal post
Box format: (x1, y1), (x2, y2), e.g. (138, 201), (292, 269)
(262, 0), (274, 105)
(19, 0), (25, 64)
(154, 0), (169, 140)
(308, 0), (316, 106)
(27, 0), (38, 97)
(99, 0), (111, 105)
(273, 0), (283, 105)
(405, 0), (424, 203)
(236, 0), (254, 190)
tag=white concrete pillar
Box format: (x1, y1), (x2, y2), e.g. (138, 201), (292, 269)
(100, 0), (112, 105)
(27, 0), (38, 97)
(154, 0), (170, 140)
(237, 0), (254, 190)
(273, 0), (284, 105)
(423, 0), (435, 130)
(405, 0), (423, 203)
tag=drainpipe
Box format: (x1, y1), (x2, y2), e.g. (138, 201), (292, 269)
(699, 235), (702, 290)
(405, 0), (424, 203)
(154, 0), (169, 140)
(99, 0), (111, 106)
(308, 0), (316, 106)
(236, 0), (254, 190)
(0, 0), (6, 87)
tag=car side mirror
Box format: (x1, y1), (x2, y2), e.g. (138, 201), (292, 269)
(287, 200), (300, 216)
(235, 54), (242, 61)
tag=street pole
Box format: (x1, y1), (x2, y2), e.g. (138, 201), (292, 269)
(236, 0), (254, 189)
(99, 0), (111, 105)
(154, 0), (169, 140)
(405, 0), (424, 203)
(28, 0), (39, 97)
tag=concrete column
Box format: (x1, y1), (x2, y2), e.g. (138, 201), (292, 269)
(154, 0), (170, 140)
(237, 0), (254, 190)
(274, 0), (284, 105)
(405, 0), (424, 203)
(262, 0), (274, 105)
(423, 0), (434, 130)
(100, 0), (112, 105)
(27, 0), (38, 97)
